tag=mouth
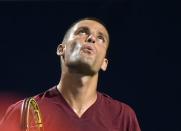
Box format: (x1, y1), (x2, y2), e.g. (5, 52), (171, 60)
(81, 44), (96, 54)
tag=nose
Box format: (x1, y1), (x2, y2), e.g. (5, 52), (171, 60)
(86, 34), (96, 44)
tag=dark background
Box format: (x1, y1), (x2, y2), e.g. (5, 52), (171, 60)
(0, 0), (180, 131)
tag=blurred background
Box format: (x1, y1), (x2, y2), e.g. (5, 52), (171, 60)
(0, 0), (180, 130)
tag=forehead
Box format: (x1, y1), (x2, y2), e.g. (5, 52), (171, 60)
(71, 20), (109, 38)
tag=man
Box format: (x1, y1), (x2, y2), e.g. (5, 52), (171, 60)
(0, 17), (141, 131)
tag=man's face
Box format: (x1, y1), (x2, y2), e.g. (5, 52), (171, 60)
(61, 20), (109, 75)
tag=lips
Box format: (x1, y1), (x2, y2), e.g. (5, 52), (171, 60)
(81, 44), (96, 54)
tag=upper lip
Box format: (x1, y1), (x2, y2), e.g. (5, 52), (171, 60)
(81, 44), (96, 54)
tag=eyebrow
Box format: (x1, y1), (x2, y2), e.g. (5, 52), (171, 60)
(76, 26), (89, 32)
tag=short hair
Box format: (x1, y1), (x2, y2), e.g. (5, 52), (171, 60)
(62, 17), (109, 43)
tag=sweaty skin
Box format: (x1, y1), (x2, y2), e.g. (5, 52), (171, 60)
(56, 20), (109, 117)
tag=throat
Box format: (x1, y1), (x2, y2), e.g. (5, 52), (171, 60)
(67, 93), (98, 118)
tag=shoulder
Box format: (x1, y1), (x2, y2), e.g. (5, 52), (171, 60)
(33, 86), (60, 105)
(0, 100), (23, 131)
(98, 92), (141, 131)
(98, 92), (138, 118)
(1, 99), (23, 120)
(0, 86), (57, 130)
(0, 86), (56, 121)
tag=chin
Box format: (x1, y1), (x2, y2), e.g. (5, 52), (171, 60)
(66, 61), (96, 76)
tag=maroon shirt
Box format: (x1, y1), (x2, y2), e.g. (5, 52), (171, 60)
(0, 86), (141, 131)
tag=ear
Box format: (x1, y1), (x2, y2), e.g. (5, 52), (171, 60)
(101, 58), (108, 71)
(57, 44), (65, 56)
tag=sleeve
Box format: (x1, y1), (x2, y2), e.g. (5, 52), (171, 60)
(0, 101), (23, 131)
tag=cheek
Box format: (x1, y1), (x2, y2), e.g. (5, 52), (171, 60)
(94, 49), (107, 67)
(65, 40), (76, 53)
(96, 45), (107, 58)
(69, 35), (86, 43)
(97, 40), (108, 49)
(65, 41), (81, 58)
(64, 41), (74, 60)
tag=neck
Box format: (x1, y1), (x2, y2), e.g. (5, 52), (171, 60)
(57, 69), (98, 117)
